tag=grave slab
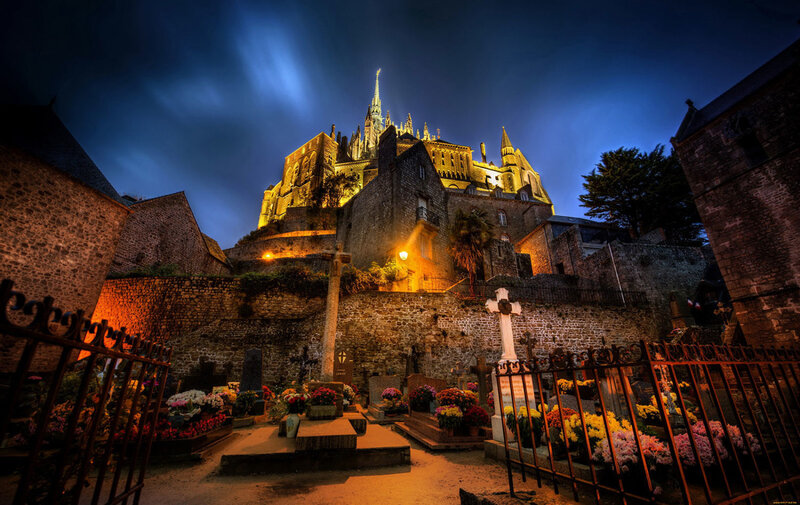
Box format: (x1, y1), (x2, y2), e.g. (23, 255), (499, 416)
(295, 418), (356, 451)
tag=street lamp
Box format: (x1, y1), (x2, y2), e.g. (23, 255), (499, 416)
(398, 250), (408, 261)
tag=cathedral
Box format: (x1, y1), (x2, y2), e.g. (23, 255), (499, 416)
(257, 70), (552, 229)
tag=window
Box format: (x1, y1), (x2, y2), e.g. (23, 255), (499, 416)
(520, 191), (529, 201)
(498, 210), (507, 227)
(466, 186), (476, 195)
(555, 263), (565, 275)
(501, 234), (510, 242)
(419, 238), (428, 258)
(419, 164), (425, 179)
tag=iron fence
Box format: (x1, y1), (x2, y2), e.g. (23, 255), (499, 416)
(493, 341), (800, 505)
(0, 279), (171, 505)
(452, 282), (649, 306)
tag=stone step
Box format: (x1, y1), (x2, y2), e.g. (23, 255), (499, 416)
(295, 418), (356, 451)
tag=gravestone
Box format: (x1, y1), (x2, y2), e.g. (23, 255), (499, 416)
(240, 349), (262, 392)
(450, 362), (469, 389)
(406, 374), (447, 395)
(333, 350), (353, 385)
(183, 357), (228, 392)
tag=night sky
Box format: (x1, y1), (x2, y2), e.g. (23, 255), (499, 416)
(2, 1), (798, 249)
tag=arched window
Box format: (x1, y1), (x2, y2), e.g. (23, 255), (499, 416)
(501, 234), (510, 242)
(466, 186), (476, 195)
(498, 210), (507, 227)
(520, 191), (529, 201)
(419, 164), (425, 179)
(309, 151), (317, 170)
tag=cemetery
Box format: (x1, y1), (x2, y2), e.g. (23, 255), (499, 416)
(1, 4), (799, 504)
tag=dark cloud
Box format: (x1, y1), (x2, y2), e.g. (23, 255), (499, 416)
(2, 0), (798, 247)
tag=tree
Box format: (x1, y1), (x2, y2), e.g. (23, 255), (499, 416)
(448, 209), (494, 295)
(310, 173), (360, 209)
(579, 144), (703, 242)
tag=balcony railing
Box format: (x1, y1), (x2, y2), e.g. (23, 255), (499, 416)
(416, 206), (440, 226)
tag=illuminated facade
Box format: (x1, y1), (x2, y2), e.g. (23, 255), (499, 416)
(257, 70), (552, 228)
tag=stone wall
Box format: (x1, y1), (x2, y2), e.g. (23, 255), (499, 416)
(110, 192), (230, 276)
(672, 52), (800, 345)
(93, 276), (662, 393)
(225, 231), (336, 264)
(0, 146), (130, 372)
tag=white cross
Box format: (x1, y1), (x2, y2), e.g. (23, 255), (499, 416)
(486, 288), (522, 362)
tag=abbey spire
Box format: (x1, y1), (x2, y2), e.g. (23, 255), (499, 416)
(501, 126), (516, 166)
(363, 68), (384, 156)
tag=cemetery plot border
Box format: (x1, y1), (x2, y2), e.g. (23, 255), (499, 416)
(0, 279), (172, 505)
(494, 341), (800, 505)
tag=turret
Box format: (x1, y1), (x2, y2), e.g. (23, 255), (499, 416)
(501, 127), (516, 166)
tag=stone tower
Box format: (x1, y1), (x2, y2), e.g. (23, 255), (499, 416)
(363, 69), (384, 157)
(501, 126), (517, 167)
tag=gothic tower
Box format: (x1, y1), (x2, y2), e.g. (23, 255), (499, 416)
(501, 126), (517, 167)
(363, 69), (384, 156)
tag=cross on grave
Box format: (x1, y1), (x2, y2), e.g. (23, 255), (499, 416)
(485, 287), (522, 362)
(522, 331), (537, 362)
(289, 345), (319, 384)
(470, 356), (493, 407)
(450, 362), (469, 389)
(319, 242), (352, 381)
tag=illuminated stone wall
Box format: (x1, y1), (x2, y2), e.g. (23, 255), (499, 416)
(93, 276), (661, 392)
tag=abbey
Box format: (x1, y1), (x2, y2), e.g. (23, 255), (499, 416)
(256, 70), (552, 229)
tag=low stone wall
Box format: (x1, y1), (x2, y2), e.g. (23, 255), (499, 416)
(93, 277), (662, 392)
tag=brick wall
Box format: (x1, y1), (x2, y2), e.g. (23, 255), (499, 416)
(672, 57), (800, 344)
(111, 192), (230, 276)
(93, 276), (661, 392)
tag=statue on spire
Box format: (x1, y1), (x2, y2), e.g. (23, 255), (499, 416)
(372, 68), (381, 107)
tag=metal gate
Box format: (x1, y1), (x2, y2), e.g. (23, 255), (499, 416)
(0, 279), (171, 505)
(494, 341), (800, 505)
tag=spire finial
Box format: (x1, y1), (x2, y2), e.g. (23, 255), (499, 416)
(372, 68), (381, 106)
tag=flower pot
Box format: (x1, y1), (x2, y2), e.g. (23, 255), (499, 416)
(308, 405), (337, 419)
(468, 426), (480, 437)
(286, 413), (300, 438)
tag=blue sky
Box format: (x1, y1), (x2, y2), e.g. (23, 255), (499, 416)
(2, 1), (798, 248)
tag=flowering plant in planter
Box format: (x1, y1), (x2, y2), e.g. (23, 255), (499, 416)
(487, 390), (494, 409)
(436, 388), (477, 411)
(409, 385), (437, 412)
(649, 393), (698, 424)
(262, 385), (275, 402)
(636, 403), (661, 424)
(545, 406), (576, 429)
(674, 420), (761, 467)
(463, 405), (490, 427)
(343, 384), (357, 403)
(202, 393), (224, 413)
(156, 412), (228, 440)
(592, 429), (673, 472)
(504, 405), (544, 448)
(232, 391), (260, 417)
(310, 387), (336, 406)
(435, 405), (463, 430)
(285, 393), (308, 414)
(562, 411), (631, 453)
(466, 382), (478, 393)
(166, 390), (206, 422)
(382, 387), (402, 401)
(557, 379), (597, 397)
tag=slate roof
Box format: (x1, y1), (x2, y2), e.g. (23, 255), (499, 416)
(202, 234), (229, 265)
(0, 104), (123, 203)
(674, 38), (800, 143)
(547, 215), (610, 228)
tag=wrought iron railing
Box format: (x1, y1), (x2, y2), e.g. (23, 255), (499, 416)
(451, 282), (648, 306)
(0, 279), (171, 505)
(416, 206), (440, 226)
(493, 342), (800, 505)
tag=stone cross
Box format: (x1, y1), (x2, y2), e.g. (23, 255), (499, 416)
(289, 345), (319, 384)
(485, 287), (522, 362)
(319, 242), (351, 381)
(470, 356), (492, 407)
(522, 331), (537, 362)
(450, 362), (469, 389)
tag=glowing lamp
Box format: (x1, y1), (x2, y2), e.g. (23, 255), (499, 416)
(263, 252), (273, 260)
(398, 251), (408, 261)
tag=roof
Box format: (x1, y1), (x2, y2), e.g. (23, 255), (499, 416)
(674, 38), (800, 142)
(0, 104), (123, 203)
(547, 215), (610, 228)
(501, 126), (513, 149)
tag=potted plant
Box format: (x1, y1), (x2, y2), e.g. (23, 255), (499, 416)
(381, 387), (406, 416)
(284, 392), (307, 438)
(342, 384), (357, 411)
(435, 405), (463, 436)
(308, 387), (337, 419)
(504, 406), (544, 447)
(232, 391), (259, 418)
(409, 385), (437, 412)
(463, 405), (490, 437)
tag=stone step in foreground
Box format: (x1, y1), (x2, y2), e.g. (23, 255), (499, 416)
(295, 418), (356, 451)
(219, 423), (410, 475)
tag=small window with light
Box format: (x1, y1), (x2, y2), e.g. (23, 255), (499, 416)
(498, 210), (507, 227)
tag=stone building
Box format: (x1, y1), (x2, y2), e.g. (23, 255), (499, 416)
(110, 191), (231, 276)
(672, 38), (800, 345)
(0, 104), (130, 315)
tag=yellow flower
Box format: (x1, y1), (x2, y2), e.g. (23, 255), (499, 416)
(561, 411), (631, 447)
